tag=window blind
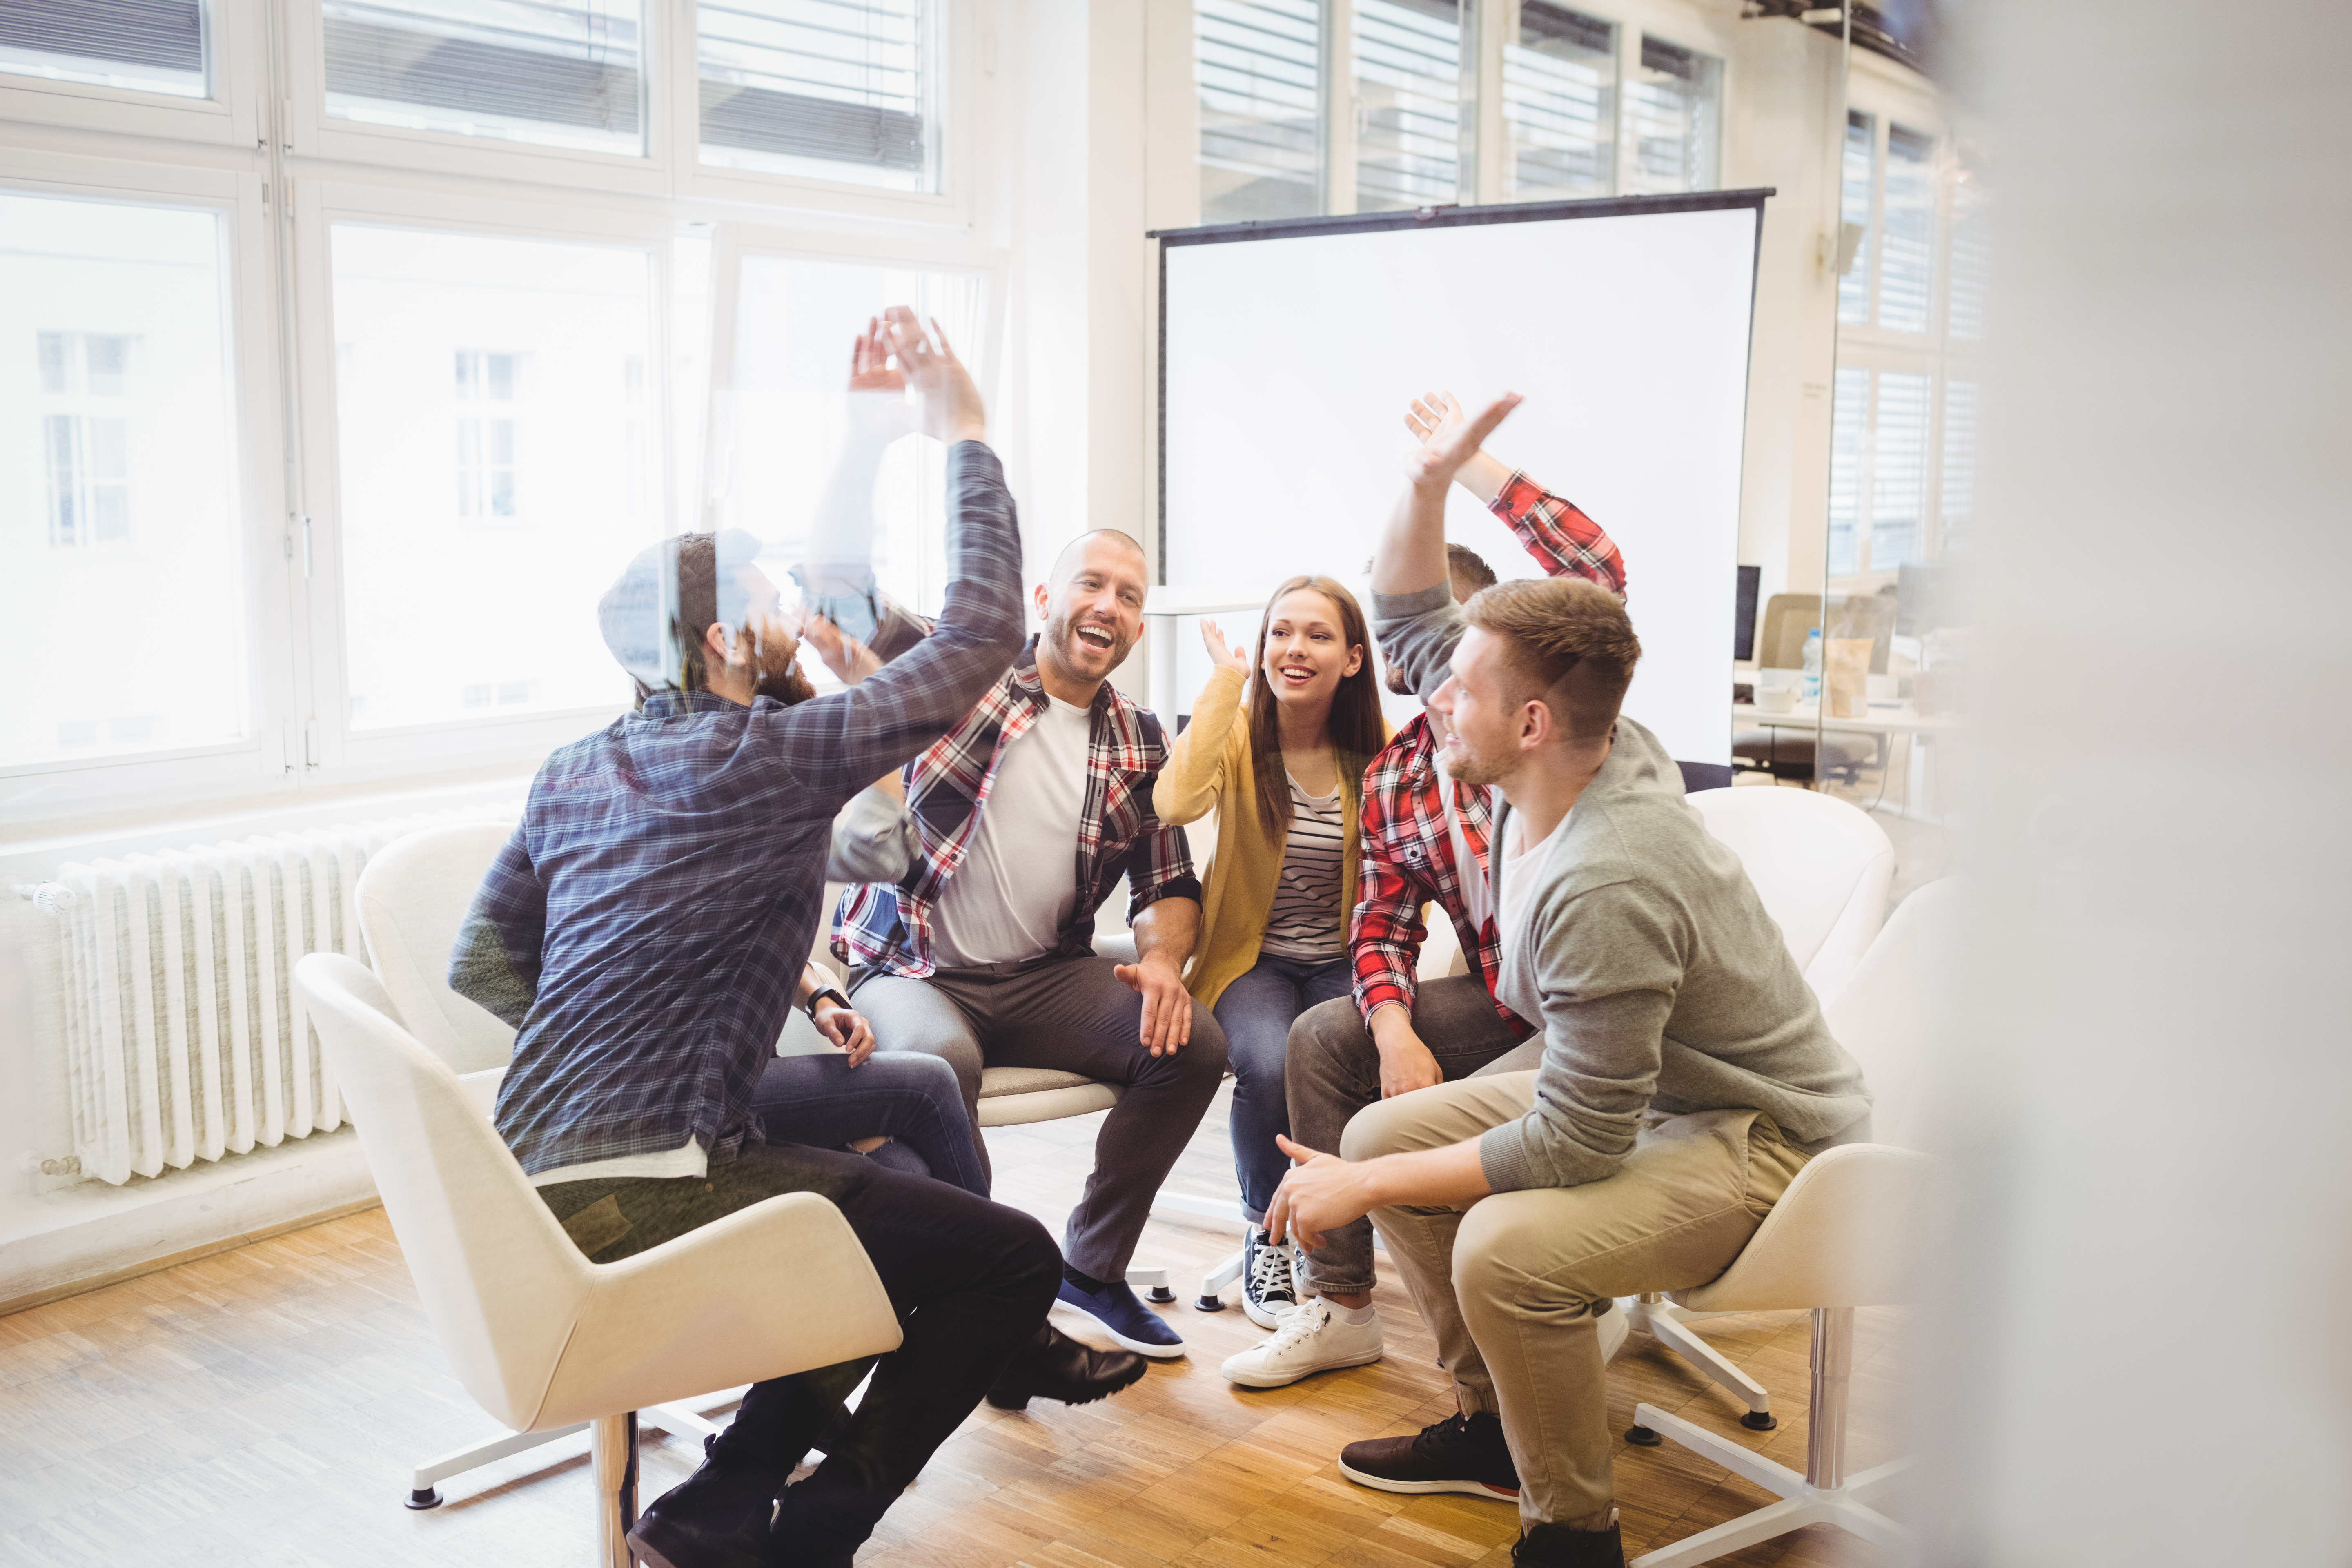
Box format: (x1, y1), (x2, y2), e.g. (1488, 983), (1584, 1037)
(1502, 2), (1615, 201)
(1625, 34), (1720, 195)
(1878, 122), (1936, 332)
(698, 0), (933, 191)
(1940, 380), (1977, 553)
(1871, 370), (1930, 568)
(1195, 0), (1322, 223)
(1947, 173), (1989, 341)
(1353, 0), (1463, 213)
(0, 0), (204, 98)
(1827, 364), (1866, 576)
(323, 0), (644, 156)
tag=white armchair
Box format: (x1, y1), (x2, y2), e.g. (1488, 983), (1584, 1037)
(1612, 785), (1896, 1430)
(294, 953), (901, 1566)
(1622, 878), (1956, 1566)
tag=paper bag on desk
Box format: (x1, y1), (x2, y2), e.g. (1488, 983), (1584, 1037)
(1826, 638), (1873, 718)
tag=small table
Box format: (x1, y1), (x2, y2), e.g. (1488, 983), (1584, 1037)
(1731, 700), (1962, 821)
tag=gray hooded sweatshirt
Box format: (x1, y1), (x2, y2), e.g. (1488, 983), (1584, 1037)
(1373, 582), (1873, 1193)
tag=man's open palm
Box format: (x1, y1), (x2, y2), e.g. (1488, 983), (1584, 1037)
(1403, 390), (1519, 489)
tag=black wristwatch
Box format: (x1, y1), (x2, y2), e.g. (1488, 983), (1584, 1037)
(805, 987), (851, 1020)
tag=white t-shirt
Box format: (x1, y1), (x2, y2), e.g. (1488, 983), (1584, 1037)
(931, 695), (1092, 968)
(1438, 766), (1493, 936)
(1496, 806), (1567, 969)
(530, 1135), (706, 1188)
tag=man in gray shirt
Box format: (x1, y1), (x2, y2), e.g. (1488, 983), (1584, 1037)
(1265, 394), (1871, 1568)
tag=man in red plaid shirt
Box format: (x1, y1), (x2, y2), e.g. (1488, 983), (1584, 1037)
(1219, 393), (1627, 1391)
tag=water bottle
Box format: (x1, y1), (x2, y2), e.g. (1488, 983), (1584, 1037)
(1800, 628), (1822, 703)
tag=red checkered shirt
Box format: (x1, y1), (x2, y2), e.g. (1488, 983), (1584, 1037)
(834, 639), (1199, 976)
(1352, 472), (1626, 1027)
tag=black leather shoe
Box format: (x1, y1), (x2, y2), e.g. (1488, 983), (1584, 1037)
(1512, 1520), (1625, 1567)
(625, 1443), (780, 1568)
(984, 1323), (1149, 1410)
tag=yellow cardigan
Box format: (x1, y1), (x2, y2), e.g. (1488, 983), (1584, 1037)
(1152, 665), (1382, 1010)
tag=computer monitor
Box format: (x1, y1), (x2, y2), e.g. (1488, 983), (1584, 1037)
(1733, 565), (1762, 662)
(1895, 562), (1944, 637)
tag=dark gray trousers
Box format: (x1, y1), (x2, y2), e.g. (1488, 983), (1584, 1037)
(1283, 977), (1539, 1294)
(850, 954), (1229, 1281)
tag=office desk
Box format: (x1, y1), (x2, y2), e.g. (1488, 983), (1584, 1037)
(1731, 700), (1960, 820)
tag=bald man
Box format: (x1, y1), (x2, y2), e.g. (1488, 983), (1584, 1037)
(834, 530), (1226, 1359)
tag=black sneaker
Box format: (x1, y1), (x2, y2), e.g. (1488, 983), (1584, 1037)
(625, 1440), (779, 1568)
(1513, 1520), (1625, 1566)
(1241, 1227), (1301, 1329)
(1337, 1410), (1519, 1501)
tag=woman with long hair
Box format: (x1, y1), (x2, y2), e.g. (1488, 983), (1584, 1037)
(1154, 574), (1388, 1329)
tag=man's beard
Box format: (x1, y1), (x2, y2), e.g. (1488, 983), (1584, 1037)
(1437, 738), (1508, 789)
(1384, 659), (1416, 697)
(1047, 609), (1133, 672)
(748, 629), (816, 705)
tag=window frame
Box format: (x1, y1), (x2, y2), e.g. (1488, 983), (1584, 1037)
(0, 0), (263, 147)
(0, 149), (298, 814)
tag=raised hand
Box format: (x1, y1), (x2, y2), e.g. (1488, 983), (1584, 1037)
(880, 306), (986, 447)
(1402, 389), (1519, 491)
(803, 612), (881, 686)
(848, 316), (906, 394)
(1198, 618), (1252, 679)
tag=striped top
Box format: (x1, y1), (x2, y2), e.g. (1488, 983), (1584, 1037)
(1259, 774), (1348, 960)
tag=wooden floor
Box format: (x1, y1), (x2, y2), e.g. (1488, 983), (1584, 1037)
(0, 1088), (1913, 1567)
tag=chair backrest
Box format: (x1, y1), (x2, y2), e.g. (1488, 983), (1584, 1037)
(294, 952), (587, 1430)
(355, 822), (519, 1074)
(1756, 593), (1820, 669)
(1822, 877), (1962, 1152)
(1688, 787), (1894, 1004)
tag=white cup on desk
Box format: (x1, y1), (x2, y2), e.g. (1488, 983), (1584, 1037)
(1756, 686), (1797, 713)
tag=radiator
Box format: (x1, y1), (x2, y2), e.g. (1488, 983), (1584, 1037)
(24, 805), (518, 1186)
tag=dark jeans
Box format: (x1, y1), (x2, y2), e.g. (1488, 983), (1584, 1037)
(1283, 977), (1540, 1295)
(538, 1143), (1059, 1562)
(1212, 952), (1353, 1223)
(850, 954), (1229, 1281)
(751, 1050), (989, 1196)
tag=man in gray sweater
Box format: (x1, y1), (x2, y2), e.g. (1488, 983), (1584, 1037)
(1265, 394), (1871, 1568)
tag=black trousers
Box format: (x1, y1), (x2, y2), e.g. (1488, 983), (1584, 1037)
(538, 1141), (1060, 1561)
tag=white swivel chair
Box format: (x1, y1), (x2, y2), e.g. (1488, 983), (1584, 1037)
(1622, 879), (1955, 1567)
(294, 953), (901, 1568)
(1608, 786), (1896, 1430)
(355, 823), (819, 1503)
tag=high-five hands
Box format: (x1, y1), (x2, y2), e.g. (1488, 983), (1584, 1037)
(845, 315), (915, 440)
(1402, 390), (1519, 492)
(880, 305), (987, 447)
(1198, 618), (1252, 680)
(1264, 1134), (1378, 1252)
(803, 612), (881, 686)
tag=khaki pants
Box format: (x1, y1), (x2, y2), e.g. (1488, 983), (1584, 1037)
(1345, 1072), (1810, 1529)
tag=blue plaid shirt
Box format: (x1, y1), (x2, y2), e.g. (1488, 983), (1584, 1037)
(457, 443), (1026, 1176)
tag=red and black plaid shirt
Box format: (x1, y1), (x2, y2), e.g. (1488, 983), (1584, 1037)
(1352, 472), (1626, 1026)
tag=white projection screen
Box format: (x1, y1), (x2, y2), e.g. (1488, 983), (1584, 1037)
(1158, 194), (1765, 766)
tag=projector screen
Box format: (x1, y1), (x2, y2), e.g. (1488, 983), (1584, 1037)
(1159, 195), (1764, 766)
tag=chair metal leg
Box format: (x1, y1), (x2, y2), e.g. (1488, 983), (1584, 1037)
(1626, 1308), (1915, 1568)
(1620, 1294), (1773, 1426)
(1194, 1245), (1246, 1310)
(406, 1390), (744, 1508)
(592, 1411), (639, 1568)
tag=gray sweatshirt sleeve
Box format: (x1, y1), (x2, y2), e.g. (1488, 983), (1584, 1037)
(1370, 584), (1467, 702)
(1478, 878), (1685, 1192)
(825, 784), (919, 883)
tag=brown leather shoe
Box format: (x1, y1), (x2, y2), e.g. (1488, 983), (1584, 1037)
(1337, 1410), (1520, 1501)
(1512, 1521), (1625, 1566)
(984, 1323), (1148, 1410)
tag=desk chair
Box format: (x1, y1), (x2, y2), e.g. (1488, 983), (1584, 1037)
(1610, 788), (1893, 1430)
(1624, 879), (1952, 1566)
(294, 953), (899, 1567)
(1735, 594), (1895, 786)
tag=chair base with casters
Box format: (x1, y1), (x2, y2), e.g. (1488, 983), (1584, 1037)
(1627, 1307), (1912, 1568)
(1731, 728), (1882, 788)
(1615, 1294), (1776, 1432)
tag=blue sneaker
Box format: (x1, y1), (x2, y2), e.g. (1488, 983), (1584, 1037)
(1055, 1275), (1187, 1358)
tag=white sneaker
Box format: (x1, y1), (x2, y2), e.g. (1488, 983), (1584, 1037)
(1221, 1296), (1385, 1388)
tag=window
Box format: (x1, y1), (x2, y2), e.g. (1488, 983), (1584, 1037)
(698, 0), (939, 192)
(1826, 365), (1864, 577)
(1940, 379), (1977, 553)
(722, 254), (986, 621)
(1869, 370), (1930, 569)
(1, 191), (244, 768)
(453, 350), (520, 519)
(323, 0), (646, 157)
(1624, 34), (1719, 196)
(1879, 123), (1936, 333)
(1195, 0), (1322, 223)
(0, 0), (207, 100)
(1948, 170), (1989, 341)
(330, 225), (656, 731)
(1353, 0), (1464, 212)
(1502, 3), (1615, 203)
(1837, 111), (1873, 325)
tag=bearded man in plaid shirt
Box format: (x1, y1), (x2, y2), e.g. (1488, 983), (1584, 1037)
(835, 530), (1227, 1360)
(1217, 392), (1629, 1391)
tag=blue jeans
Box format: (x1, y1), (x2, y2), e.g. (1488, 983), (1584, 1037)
(750, 1050), (990, 1198)
(1213, 952), (1354, 1223)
